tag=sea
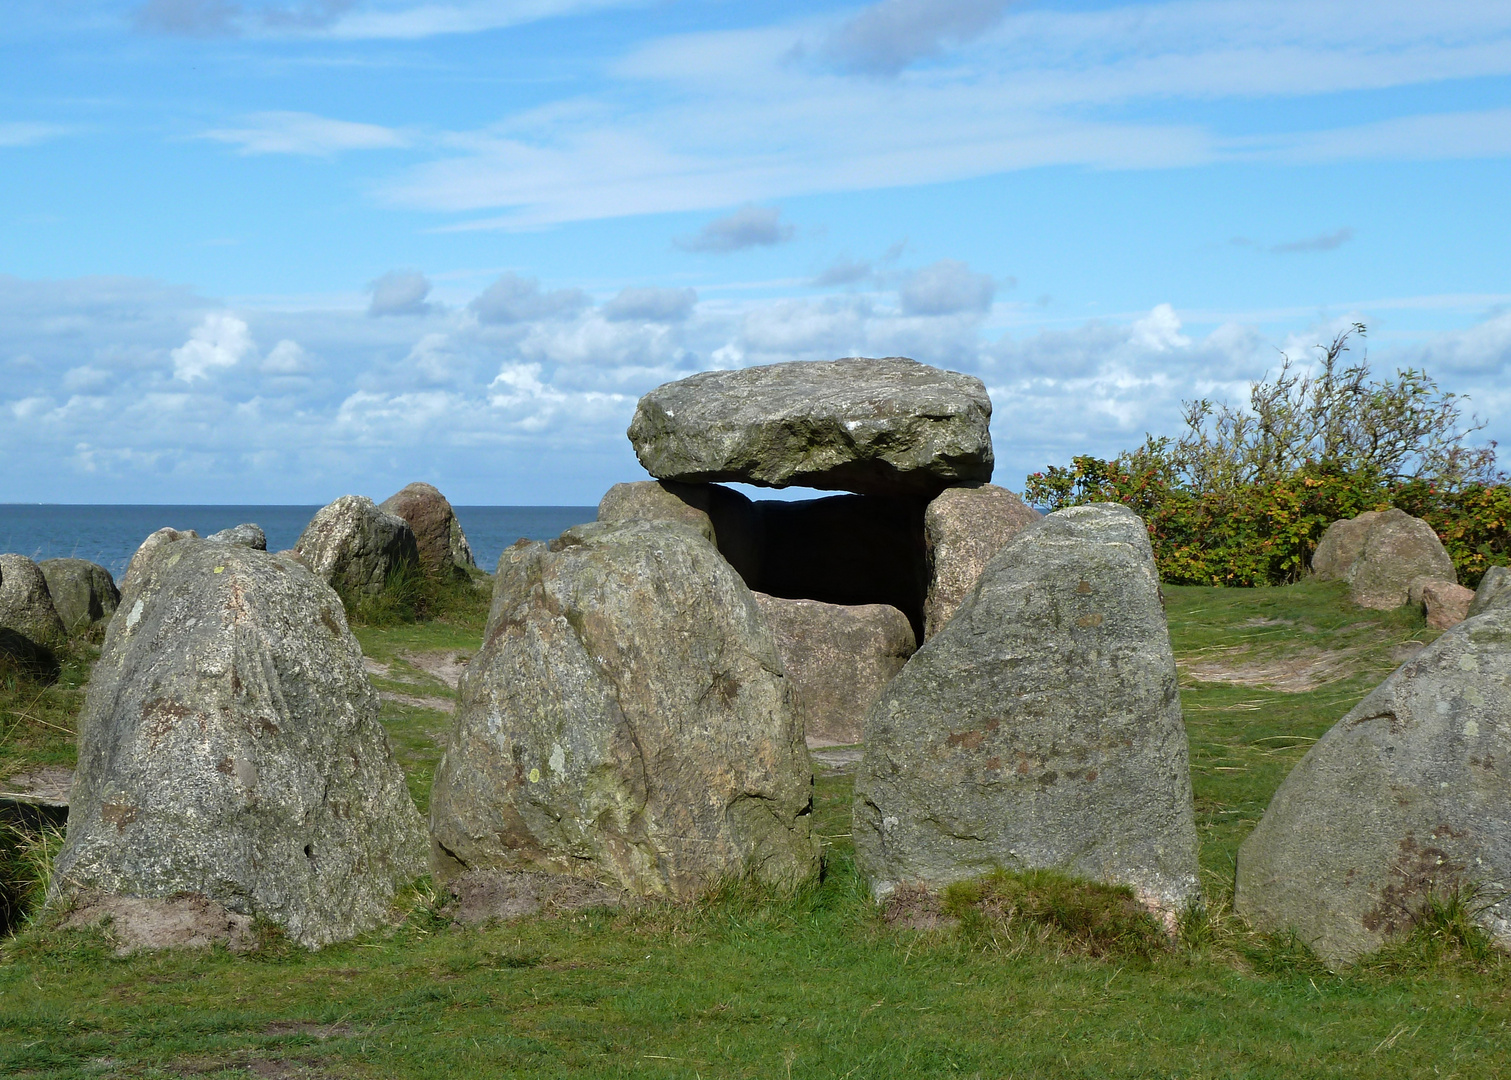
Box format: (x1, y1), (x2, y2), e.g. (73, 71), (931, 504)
(0, 505), (599, 579)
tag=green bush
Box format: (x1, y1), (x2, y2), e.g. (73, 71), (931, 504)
(1025, 326), (1509, 587)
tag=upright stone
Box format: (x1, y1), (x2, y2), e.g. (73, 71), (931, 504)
(597, 480), (764, 585)
(39, 559), (120, 634)
(1311, 511), (1383, 581)
(294, 495), (419, 595)
(754, 594), (915, 747)
(206, 524), (267, 550)
(120, 528), (199, 603)
(923, 483), (1041, 639)
(1408, 576), (1475, 631)
(50, 540), (426, 948)
(628, 357), (993, 498)
(1347, 509), (1456, 610)
(1235, 605), (1511, 967)
(1469, 566), (1511, 618)
(429, 520), (819, 899)
(379, 482), (476, 578)
(0, 554), (68, 649)
(855, 504), (1201, 914)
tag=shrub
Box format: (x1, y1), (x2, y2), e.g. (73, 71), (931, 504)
(1026, 326), (1509, 587)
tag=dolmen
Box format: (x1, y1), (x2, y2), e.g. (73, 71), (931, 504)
(1236, 598), (1511, 967)
(50, 533), (426, 948)
(454, 355), (1198, 915)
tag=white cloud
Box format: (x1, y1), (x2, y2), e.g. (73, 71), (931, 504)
(203, 111), (407, 156)
(368, 269), (432, 316)
(470, 273), (588, 324)
(674, 206), (795, 254)
(1130, 303), (1191, 352)
(899, 259), (996, 316)
(323, 0), (639, 40)
(171, 313), (256, 381)
(819, 0), (1014, 77)
(811, 256), (874, 288)
(602, 286), (697, 323)
(0, 122), (69, 148)
(263, 339), (310, 373)
(134, 0), (241, 36)
(3, 272), (1507, 503)
(1271, 227), (1355, 254)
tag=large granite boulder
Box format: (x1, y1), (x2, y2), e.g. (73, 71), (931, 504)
(1234, 605), (1511, 967)
(206, 523), (267, 550)
(753, 594), (914, 747)
(1311, 511), (1383, 581)
(1469, 566), (1511, 618)
(379, 482), (476, 578)
(854, 503), (1201, 914)
(120, 528), (199, 604)
(0, 554), (68, 649)
(429, 520), (819, 899)
(923, 483), (1040, 639)
(596, 480), (763, 585)
(1407, 576), (1475, 631)
(39, 558), (120, 633)
(627, 357), (994, 498)
(294, 495), (419, 596)
(50, 540), (426, 948)
(1347, 509), (1456, 610)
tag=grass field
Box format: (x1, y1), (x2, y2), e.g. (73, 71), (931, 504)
(2, 577), (1509, 1079)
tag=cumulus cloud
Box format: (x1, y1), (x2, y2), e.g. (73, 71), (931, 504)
(171, 313), (256, 382)
(1272, 227), (1355, 254)
(470, 273), (589, 324)
(820, 0), (1014, 77)
(203, 112), (407, 156)
(368, 269), (432, 317)
(674, 206), (795, 254)
(898, 259), (996, 316)
(1130, 303), (1192, 352)
(602, 286), (697, 323)
(262, 339), (310, 373)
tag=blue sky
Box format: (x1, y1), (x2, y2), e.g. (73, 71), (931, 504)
(3, 0), (1511, 504)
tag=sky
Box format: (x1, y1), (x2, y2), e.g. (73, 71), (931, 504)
(3, 0), (1511, 505)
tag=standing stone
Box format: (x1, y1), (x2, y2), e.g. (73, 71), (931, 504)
(754, 594), (915, 747)
(923, 483), (1041, 639)
(855, 504), (1201, 914)
(628, 358), (994, 498)
(1469, 566), (1511, 618)
(50, 540), (426, 948)
(294, 496), (419, 596)
(379, 482), (477, 578)
(1347, 509), (1457, 610)
(206, 524), (267, 550)
(1311, 511), (1383, 581)
(1408, 576), (1475, 631)
(0, 554), (68, 649)
(1234, 605), (1511, 967)
(596, 480), (764, 585)
(120, 528), (199, 604)
(429, 520), (819, 899)
(39, 559), (120, 634)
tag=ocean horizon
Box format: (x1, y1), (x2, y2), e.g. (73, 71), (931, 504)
(0, 505), (598, 579)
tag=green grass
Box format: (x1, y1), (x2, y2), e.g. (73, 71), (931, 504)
(4, 579), (1511, 1078)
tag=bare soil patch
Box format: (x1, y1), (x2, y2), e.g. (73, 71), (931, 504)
(378, 690), (455, 713)
(62, 891), (255, 955)
(880, 883), (958, 931)
(446, 869), (624, 925)
(400, 649), (470, 689)
(809, 745), (862, 773)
